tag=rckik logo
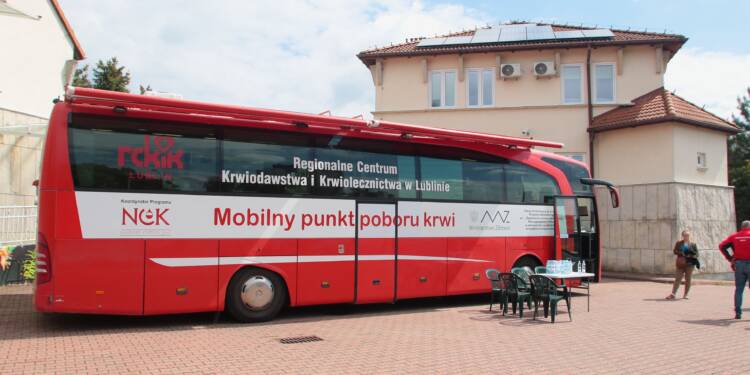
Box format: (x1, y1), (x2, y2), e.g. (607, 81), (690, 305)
(481, 210), (511, 224)
(117, 135), (184, 170)
(122, 208), (171, 226)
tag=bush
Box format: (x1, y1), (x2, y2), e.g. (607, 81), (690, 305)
(22, 250), (36, 281)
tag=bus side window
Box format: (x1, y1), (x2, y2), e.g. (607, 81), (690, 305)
(68, 118), (219, 194)
(504, 163), (559, 204)
(222, 128), (312, 196)
(462, 160), (504, 203)
(419, 157), (463, 201)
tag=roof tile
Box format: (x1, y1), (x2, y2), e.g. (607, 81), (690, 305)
(590, 88), (738, 133)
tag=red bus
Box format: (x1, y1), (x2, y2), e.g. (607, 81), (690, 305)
(35, 87), (618, 322)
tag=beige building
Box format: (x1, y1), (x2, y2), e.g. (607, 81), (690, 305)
(0, 0), (85, 245)
(357, 23), (739, 274)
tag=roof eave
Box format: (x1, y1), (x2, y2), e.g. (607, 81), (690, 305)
(357, 37), (686, 65)
(589, 116), (740, 134)
(50, 0), (86, 60)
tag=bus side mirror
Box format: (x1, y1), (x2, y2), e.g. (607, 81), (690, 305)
(580, 177), (619, 208)
(608, 186), (620, 208)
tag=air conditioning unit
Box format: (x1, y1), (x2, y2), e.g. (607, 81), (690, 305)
(499, 63), (521, 79)
(533, 61), (556, 77)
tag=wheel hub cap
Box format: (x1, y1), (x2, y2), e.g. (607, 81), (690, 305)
(241, 276), (274, 311)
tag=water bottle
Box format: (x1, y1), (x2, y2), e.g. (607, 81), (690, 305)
(582, 260), (586, 273)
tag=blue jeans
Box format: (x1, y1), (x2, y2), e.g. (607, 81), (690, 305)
(736, 260), (750, 314)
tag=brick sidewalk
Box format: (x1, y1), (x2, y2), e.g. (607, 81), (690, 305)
(1, 279), (748, 374)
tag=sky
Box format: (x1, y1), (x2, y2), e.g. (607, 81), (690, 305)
(60, 0), (750, 121)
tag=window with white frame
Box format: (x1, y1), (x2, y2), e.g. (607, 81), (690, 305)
(561, 64), (583, 104)
(557, 152), (586, 163)
(466, 68), (494, 107)
(429, 70), (456, 108)
(697, 152), (707, 170)
(594, 63), (616, 103)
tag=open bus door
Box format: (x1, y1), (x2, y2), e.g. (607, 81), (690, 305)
(553, 179), (619, 282)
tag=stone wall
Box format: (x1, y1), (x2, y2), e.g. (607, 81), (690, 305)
(596, 182), (736, 275)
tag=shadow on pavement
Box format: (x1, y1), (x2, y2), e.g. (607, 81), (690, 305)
(0, 291), (498, 341)
(0, 287), (596, 341)
(678, 318), (749, 327)
(642, 298), (682, 302)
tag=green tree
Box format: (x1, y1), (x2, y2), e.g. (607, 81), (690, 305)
(729, 88), (750, 226)
(71, 64), (92, 88)
(92, 57), (131, 92)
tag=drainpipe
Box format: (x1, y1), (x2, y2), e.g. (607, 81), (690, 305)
(586, 45), (595, 178)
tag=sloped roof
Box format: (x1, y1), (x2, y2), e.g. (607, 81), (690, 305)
(357, 23), (686, 65)
(590, 87), (739, 134)
(50, 0), (85, 60)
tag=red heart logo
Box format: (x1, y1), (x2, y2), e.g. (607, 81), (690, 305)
(152, 136), (174, 154)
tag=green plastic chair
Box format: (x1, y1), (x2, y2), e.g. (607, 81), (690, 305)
(484, 269), (507, 312)
(529, 274), (571, 323)
(510, 267), (533, 309)
(534, 266), (547, 274)
(500, 273), (532, 318)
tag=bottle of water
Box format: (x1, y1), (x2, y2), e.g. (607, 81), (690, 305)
(582, 260), (586, 273)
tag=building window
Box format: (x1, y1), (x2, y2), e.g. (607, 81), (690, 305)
(430, 70), (456, 108)
(466, 68), (494, 107)
(561, 64), (583, 104)
(594, 63), (616, 103)
(557, 152), (586, 163)
(697, 152), (707, 170)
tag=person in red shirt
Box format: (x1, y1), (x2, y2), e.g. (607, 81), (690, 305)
(718, 220), (750, 319)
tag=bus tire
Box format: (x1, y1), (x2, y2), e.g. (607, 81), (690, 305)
(226, 267), (287, 323)
(513, 255), (542, 270)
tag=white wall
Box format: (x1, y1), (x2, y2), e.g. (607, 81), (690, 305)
(672, 125), (728, 186)
(594, 121), (730, 186)
(0, 0), (76, 118)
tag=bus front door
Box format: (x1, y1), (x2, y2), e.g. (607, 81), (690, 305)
(554, 196), (600, 281)
(554, 196), (581, 265)
(355, 203), (397, 304)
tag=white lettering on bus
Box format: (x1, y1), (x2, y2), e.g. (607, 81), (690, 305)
(221, 170), (308, 186)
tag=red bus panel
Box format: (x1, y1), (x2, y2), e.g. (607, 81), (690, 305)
(144, 239), (219, 315)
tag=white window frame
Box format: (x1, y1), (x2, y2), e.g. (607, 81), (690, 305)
(593, 62), (616, 104)
(428, 69), (457, 109)
(560, 64), (584, 105)
(697, 152), (707, 170)
(465, 68), (495, 108)
(557, 152), (586, 163)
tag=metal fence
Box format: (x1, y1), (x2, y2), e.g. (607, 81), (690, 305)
(1, 205), (37, 247)
(0, 206), (37, 285)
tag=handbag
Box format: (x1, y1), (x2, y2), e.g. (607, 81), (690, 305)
(676, 255), (687, 269)
(686, 257), (701, 269)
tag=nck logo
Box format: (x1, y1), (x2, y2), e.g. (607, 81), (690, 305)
(481, 210), (511, 224)
(117, 135), (184, 170)
(122, 208), (170, 226)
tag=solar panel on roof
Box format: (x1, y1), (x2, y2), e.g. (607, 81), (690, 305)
(553, 30), (585, 39)
(416, 37), (446, 47)
(442, 35), (474, 46)
(581, 29), (615, 38)
(498, 28), (527, 42)
(414, 24), (614, 48)
(526, 25), (556, 41)
(471, 28), (500, 43)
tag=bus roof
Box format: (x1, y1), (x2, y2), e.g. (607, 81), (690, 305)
(64, 87), (563, 150)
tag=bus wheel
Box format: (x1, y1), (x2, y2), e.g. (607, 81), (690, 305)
(226, 268), (287, 323)
(513, 255), (541, 271)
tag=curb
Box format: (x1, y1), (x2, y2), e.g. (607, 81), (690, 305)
(604, 272), (734, 286)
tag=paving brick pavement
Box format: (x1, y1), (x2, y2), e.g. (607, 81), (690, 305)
(1, 279), (748, 374)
